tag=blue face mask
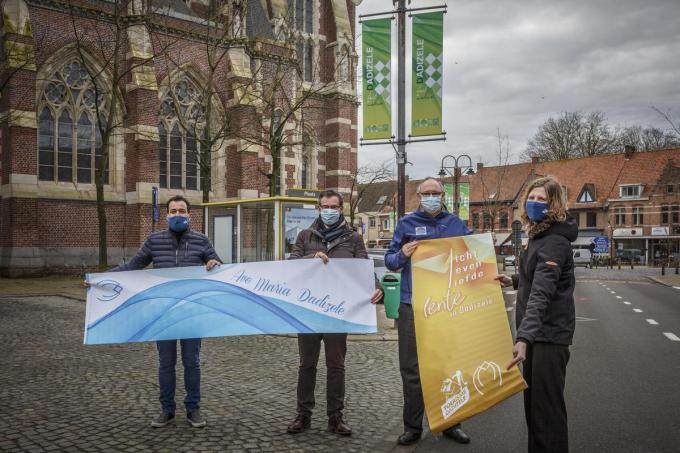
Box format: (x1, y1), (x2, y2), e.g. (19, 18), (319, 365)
(168, 215), (190, 232)
(320, 209), (341, 225)
(525, 201), (549, 222)
(420, 195), (442, 214)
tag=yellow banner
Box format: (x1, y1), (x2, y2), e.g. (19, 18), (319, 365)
(412, 233), (527, 432)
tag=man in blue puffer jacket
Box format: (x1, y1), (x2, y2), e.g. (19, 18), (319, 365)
(110, 195), (221, 429)
(385, 177), (472, 446)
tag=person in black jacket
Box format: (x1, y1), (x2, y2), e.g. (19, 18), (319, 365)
(496, 176), (577, 453)
(89, 195), (221, 429)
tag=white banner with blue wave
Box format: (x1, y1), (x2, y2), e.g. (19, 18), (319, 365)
(84, 259), (377, 345)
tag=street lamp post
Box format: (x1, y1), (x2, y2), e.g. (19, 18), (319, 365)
(438, 154), (473, 216)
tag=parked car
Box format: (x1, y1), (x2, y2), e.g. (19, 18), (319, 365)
(572, 249), (592, 267)
(618, 249), (643, 263)
(503, 255), (517, 267)
(369, 255), (389, 281)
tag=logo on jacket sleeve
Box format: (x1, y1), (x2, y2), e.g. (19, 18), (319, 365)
(415, 226), (427, 236)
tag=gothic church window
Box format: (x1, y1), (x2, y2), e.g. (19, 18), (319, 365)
(38, 61), (108, 184)
(158, 80), (207, 191)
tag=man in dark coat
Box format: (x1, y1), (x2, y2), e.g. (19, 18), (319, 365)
(109, 195), (221, 428)
(286, 189), (383, 436)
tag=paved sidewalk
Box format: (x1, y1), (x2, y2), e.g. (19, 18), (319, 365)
(0, 295), (405, 452)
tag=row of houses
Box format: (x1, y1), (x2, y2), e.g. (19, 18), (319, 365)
(356, 146), (680, 265)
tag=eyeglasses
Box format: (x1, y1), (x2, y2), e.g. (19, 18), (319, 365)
(420, 192), (443, 196)
(319, 205), (341, 210)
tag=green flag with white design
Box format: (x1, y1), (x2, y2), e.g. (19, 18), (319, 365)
(411, 11), (443, 136)
(362, 18), (392, 140)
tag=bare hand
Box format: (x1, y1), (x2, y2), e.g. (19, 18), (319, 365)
(82, 280), (91, 289)
(314, 251), (330, 264)
(401, 241), (419, 257)
(495, 274), (513, 288)
(370, 288), (383, 304)
(506, 341), (528, 370)
(206, 259), (221, 271)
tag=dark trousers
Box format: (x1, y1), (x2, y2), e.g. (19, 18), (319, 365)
(156, 338), (201, 414)
(397, 304), (425, 433)
(296, 333), (347, 418)
(398, 304), (462, 435)
(523, 342), (570, 453)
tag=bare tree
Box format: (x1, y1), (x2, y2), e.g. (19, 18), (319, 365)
(617, 124), (680, 151)
(65, 0), (168, 269)
(524, 111), (617, 161)
(154, 2), (244, 205)
(652, 106), (680, 141)
(229, 8), (355, 197)
(347, 160), (393, 227)
(477, 129), (512, 232)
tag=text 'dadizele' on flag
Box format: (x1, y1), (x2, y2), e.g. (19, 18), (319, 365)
(84, 259), (377, 345)
(411, 11), (444, 137)
(411, 234), (526, 432)
(362, 18), (392, 140)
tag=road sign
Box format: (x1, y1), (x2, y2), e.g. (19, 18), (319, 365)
(592, 236), (609, 253)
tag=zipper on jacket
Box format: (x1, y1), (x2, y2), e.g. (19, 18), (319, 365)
(175, 248), (179, 266)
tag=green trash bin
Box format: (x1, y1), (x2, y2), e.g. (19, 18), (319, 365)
(381, 273), (401, 319)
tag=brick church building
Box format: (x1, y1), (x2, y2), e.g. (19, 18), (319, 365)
(0, 0), (359, 275)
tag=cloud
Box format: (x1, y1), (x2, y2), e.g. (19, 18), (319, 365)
(356, 0), (680, 178)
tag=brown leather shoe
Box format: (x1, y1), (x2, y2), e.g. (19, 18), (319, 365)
(287, 414), (311, 434)
(328, 415), (352, 436)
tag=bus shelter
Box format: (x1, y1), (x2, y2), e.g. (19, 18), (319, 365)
(202, 196), (319, 264)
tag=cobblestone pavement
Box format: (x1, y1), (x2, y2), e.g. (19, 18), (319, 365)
(0, 295), (405, 452)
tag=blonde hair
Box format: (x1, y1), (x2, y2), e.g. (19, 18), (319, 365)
(520, 176), (567, 225)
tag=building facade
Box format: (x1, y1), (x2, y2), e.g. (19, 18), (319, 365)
(0, 0), (359, 275)
(364, 147), (680, 264)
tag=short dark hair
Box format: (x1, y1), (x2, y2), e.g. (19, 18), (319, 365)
(166, 195), (191, 212)
(318, 189), (344, 207)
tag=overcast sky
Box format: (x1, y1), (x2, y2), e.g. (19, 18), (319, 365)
(355, 0), (680, 178)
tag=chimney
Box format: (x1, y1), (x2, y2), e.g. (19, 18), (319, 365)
(624, 144), (636, 159)
(531, 156), (539, 165)
(477, 162), (484, 171)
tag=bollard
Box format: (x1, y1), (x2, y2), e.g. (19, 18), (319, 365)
(662, 263), (665, 276)
(630, 259), (634, 270)
(675, 265), (678, 275)
(618, 259), (621, 270)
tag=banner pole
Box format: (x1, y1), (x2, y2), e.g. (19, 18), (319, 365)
(397, 0), (407, 219)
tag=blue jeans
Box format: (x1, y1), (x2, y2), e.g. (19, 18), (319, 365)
(156, 339), (201, 413)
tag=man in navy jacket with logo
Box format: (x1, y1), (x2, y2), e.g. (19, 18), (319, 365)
(385, 177), (472, 446)
(109, 195), (220, 429)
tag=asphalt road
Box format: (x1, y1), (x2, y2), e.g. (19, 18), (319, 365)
(403, 278), (680, 453)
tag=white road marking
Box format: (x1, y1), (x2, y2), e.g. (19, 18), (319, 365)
(623, 301), (631, 305)
(674, 286), (680, 290)
(576, 317), (597, 322)
(610, 291), (616, 294)
(616, 296), (622, 299)
(663, 332), (680, 341)
(633, 309), (643, 313)
(646, 319), (659, 325)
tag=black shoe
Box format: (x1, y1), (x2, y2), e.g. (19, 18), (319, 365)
(187, 409), (207, 428)
(397, 431), (422, 446)
(287, 414), (311, 434)
(150, 411), (175, 428)
(443, 425), (470, 444)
